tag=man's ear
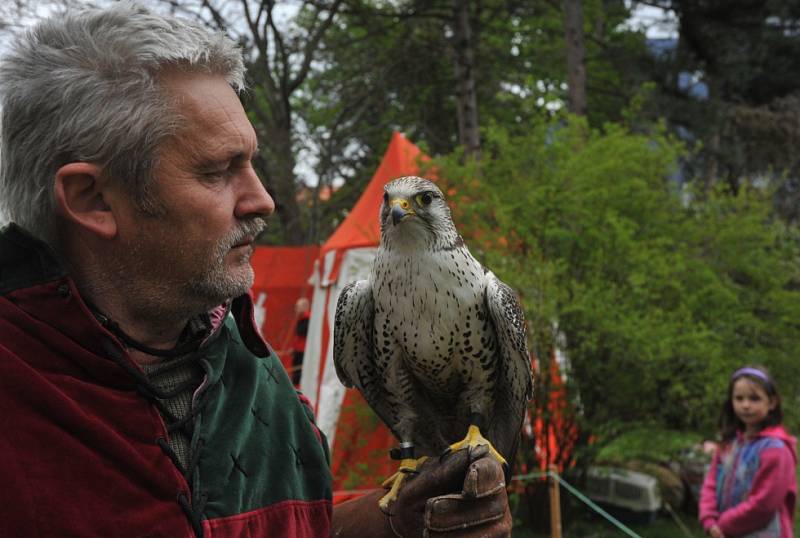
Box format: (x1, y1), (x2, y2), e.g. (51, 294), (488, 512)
(54, 162), (117, 239)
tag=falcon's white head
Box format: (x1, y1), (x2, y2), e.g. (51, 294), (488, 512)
(379, 176), (461, 251)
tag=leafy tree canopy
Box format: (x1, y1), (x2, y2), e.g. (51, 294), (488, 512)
(432, 115), (800, 459)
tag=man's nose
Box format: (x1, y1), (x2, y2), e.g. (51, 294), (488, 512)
(235, 167), (275, 219)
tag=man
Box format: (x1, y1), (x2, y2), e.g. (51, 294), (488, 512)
(291, 297), (311, 386)
(0, 4), (512, 537)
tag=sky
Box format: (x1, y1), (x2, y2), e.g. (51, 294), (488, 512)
(626, 2), (678, 39)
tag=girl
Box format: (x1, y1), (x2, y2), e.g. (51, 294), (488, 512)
(699, 366), (797, 538)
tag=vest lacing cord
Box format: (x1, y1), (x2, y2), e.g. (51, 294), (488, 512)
(153, 373), (214, 538)
(153, 383), (213, 538)
(177, 480), (208, 538)
(103, 347), (203, 444)
(174, 435), (209, 538)
(154, 382), (215, 478)
(157, 426), (209, 537)
(103, 348), (214, 537)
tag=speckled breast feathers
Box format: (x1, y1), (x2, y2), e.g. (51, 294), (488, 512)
(333, 176), (532, 459)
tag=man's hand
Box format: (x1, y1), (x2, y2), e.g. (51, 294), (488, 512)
(389, 444), (511, 537)
(331, 445), (512, 537)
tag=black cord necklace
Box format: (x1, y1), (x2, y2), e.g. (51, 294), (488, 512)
(88, 304), (206, 359)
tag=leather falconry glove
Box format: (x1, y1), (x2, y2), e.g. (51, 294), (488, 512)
(331, 445), (512, 538)
(389, 444), (512, 537)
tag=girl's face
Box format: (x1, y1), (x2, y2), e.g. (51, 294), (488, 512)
(732, 377), (776, 435)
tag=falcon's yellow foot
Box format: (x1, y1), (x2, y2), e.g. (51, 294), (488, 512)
(378, 456), (428, 511)
(447, 424), (507, 466)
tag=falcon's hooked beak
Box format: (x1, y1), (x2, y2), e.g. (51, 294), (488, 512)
(390, 198), (415, 225)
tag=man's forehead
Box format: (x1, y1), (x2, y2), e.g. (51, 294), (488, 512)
(203, 143), (260, 164)
(160, 72), (257, 157)
(165, 76), (239, 116)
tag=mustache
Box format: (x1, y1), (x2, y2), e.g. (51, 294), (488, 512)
(226, 217), (268, 247)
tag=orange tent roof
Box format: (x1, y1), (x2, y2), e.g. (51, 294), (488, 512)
(321, 132), (425, 257)
(250, 245), (318, 365)
(251, 245), (318, 290)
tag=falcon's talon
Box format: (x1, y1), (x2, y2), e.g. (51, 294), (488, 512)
(378, 501), (394, 517)
(380, 471), (400, 489)
(439, 447), (453, 462)
(448, 424), (507, 467)
(378, 456), (427, 509)
(400, 467), (421, 476)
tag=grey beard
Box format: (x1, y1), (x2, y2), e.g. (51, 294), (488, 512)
(183, 217), (267, 307)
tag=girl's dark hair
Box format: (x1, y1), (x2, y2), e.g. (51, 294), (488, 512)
(719, 365), (783, 442)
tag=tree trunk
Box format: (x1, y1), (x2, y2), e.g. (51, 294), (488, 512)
(564, 0), (587, 116)
(265, 121), (306, 246)
(451, 0), (481, 159)
(701, 74), (723, 195)
(704, 128), (720, 193)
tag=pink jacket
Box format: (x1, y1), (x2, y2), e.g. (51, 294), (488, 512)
(699, 425), (797, 538)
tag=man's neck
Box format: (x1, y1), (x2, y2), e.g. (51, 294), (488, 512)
(74, 272), (192, 363)
(63, 236), (212, 364)
(90, 293), (190, 354)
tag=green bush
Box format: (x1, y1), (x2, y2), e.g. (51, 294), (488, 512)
(433, 116), (800, 459)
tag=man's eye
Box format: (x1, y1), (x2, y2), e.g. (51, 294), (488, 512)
(202, 162), (237, 182)
(202, 170), (227, 181)
(416, 192), (433, 206)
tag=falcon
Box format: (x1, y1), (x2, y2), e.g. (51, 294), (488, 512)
(333, 176), (533, 509)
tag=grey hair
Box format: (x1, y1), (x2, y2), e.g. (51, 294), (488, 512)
(0, 2), (245, 244)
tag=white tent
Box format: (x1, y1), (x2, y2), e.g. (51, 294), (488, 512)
(299, 133), (426, 500)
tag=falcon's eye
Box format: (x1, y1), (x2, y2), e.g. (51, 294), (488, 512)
(383, 192), (389, 204)
(416, 192), (433, 207)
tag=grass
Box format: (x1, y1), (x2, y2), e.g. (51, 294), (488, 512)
(509, 469), (706, 538)
(509, 460), (800, 537)
(512, 513), (704, 538)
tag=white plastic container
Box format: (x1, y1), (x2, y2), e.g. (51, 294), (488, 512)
(585, 466), (662, 523)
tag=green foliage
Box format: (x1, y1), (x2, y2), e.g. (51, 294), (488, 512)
(297, 0), (652, 216)
(594, 427), (702, 463)
(433, 115), (800, 459)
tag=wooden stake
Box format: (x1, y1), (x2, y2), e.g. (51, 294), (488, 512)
(549, 464), (563, 538)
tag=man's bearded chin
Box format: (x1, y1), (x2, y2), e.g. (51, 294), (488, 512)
(184, 217), (268, 309)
